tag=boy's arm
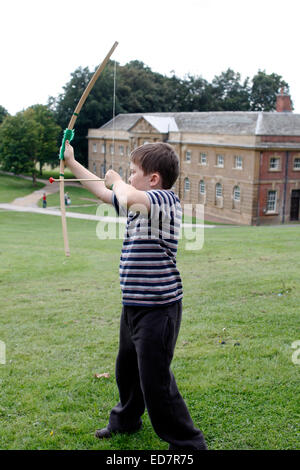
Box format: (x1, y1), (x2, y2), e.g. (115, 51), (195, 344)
(105, 170), (150, 214)
(64, 141), (113, 204)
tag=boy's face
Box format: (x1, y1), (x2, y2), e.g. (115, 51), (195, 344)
(129, 162), (160, 191)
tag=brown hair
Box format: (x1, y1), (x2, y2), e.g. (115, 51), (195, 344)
(130, 142), (179, 189)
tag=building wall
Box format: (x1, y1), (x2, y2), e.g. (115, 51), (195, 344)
(88, 127), (300, 226)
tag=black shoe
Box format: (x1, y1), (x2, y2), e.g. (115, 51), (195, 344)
(95, 424), (142, 440)
(94, 427), (114, 439)
(169, 435), (208, 450)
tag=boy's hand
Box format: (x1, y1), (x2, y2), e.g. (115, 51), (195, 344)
(63, 140), (75, 166)
(105, 169), (122, 189)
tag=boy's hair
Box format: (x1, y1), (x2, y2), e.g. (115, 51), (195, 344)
(130, 142), (179, 189)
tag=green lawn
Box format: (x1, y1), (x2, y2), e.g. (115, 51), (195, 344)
(0, 174), (44, 203)
(0, 208), (299, 450)
(38, 185), (101, 215)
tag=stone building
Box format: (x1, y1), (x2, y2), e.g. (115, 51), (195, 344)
(87, 94), (300, 225)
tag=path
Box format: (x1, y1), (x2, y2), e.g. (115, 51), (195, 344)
(0, 173), (217, 228)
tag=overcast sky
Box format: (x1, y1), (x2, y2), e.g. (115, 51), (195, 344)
(1, 0), (299, 115)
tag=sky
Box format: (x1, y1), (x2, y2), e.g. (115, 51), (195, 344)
(1, 0), (300, 115)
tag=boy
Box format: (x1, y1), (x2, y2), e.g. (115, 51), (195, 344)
(64, 140), (207, 450)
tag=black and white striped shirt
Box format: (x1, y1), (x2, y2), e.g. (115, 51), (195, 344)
(112, 190), (183, 306)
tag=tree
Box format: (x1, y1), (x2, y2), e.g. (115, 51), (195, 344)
(0, 113), (41, 184)
(0, 105), (61, 184)
(23, 104), (61, 173)
(210, 68), (251, 111)
(250, 70), (290, 111)
(0, 105), (9, 125)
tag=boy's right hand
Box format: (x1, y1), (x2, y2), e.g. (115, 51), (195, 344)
(64, 140), (75, 166)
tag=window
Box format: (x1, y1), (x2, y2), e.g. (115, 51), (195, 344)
(93, 162), (97, 174)
(217, 154), (224, 167)
(110, 144), (115, 155)
(294, 158), (300, 169)
(92, 143), (97, 153)
(100, 164), (105, 178)
(119, 167), (123, 178)
(184, 178), (190, 193)
(101, 143), (106, 154)
(234, 156), (243, 169)
(233, 186), (240, 201)
(119, 145), (124, 156)
(270, 157), (280, 170)
(199, 180), (205, 194)
(216, 183), (222, 198)
(199, 153), (207, 165)
(267, 190), (277, 212)
(185, 150), (191, 162)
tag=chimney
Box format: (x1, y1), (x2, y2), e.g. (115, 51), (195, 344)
(276, 87), (292, 112)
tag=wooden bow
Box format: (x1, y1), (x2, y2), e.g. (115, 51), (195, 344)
(59, 41), (118, 256)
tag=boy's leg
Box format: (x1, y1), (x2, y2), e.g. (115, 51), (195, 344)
(107, 306), (145, 433)
(133, 301), (207, 450)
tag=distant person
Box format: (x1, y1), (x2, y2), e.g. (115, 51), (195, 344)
(64, 192), (71, 206)
(42, 193), (47, 209)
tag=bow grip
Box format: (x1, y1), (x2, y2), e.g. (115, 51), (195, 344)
(59, 128), (75, 160)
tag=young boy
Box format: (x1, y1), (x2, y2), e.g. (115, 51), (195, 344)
(64, 140), (207, 450)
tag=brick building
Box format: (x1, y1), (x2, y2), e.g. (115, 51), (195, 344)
(87, 94), (300, 225)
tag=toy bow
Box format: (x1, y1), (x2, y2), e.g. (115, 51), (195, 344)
(59, 41), (118, 256)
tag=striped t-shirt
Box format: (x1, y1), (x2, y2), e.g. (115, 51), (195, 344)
(112, 189), (183, 307)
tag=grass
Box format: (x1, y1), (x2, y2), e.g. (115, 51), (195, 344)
(38, 185), (101, 215)
(0, 174), (299, 450)
(0, 209), (299, 450)
(0, 174), (44, 203)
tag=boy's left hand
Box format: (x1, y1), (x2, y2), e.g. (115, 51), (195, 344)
(105, 169), (122, 189)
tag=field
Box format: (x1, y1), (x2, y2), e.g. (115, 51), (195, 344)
(0, 175), (299, 450)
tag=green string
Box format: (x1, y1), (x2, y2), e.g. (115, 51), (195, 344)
(59, 128), (75, 160)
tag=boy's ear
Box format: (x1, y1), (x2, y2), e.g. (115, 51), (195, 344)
(149, 172), (161, 187)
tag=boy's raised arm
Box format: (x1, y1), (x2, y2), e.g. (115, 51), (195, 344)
(64, 141), (113, 204)
(105, 170), (150, 214)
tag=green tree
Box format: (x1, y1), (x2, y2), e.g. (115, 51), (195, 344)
(0, 105), (9, 124)
(23, 104), (61, 174)
(210, 68), (251, 111)
(0, 113), (41, 184)
(250, 70), (291, 111)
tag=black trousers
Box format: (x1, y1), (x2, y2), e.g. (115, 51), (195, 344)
(108, 300), (206, 449)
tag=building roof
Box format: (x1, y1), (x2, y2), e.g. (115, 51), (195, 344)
(100, 112), (300, 136)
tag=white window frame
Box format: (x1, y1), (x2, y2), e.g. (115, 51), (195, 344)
(184, 177), (190, 192)
(234, 156), (243, 169)
(93, 162), (97, 174)
(269, 157), (280, 170)
(199, 153), (207, 165)
(101, 143), (106, 154)
(216, 183), (222, 198)
(185, 150), (192, 162)
(119, 145), (124, 156)
(110, 144), (115, 155)
(217, 154), (224, 167)
(233, 186), (240, 201)
(199, 180), (205, 194)
(293, 158), (300, 170)
(266, 190), (277, 212)
(92, 143), (97, 153)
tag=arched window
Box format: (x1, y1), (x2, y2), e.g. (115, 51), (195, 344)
(233, 185), (240, 201)
(216, 183), (222, 198)
(199, 180), (205, 194)
(184, 178), (190, 193)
